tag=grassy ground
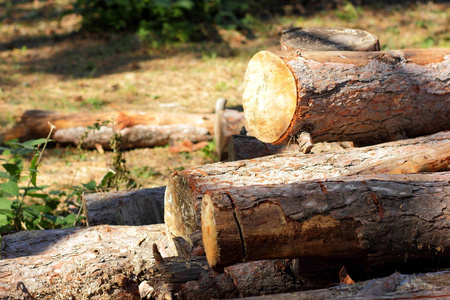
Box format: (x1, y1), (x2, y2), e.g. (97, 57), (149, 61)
(0, 0), (449, 190)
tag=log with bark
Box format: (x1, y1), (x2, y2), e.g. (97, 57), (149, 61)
(201, 172), (450, 271)
(280, 27), (380, 51)
(214, 99), (247, 161)
(0, 225), (314, 299)
(164, 131), (450, 252)
(235, 271), (450, 300)
(84, 187), (165, 226)
(3, 109), (244, 151)
(242, 48), (450, 145)
(0, 224), (175, 299)
(228, 134), (354, 161)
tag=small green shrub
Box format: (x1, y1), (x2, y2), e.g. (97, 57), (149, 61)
(0, 133), (85, 235)
(73, 0), (254, 42)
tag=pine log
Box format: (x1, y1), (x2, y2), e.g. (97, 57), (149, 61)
(202, 172), (450, 270)
(228, 134), (354, 161)
(54, 124), (211, 149)
(234, 271), (450, 300)
(242, 48), (450, 145)
(164, 131), (450, 252)
(84, 187), (165, 226)
(4, 110), (216, 141)
(214, 100), (247, 161)
(4, 109), (244, 151)
(0, 224), (176, 299)
(0, 226), (312, 299)
(280, 27), (380, 51)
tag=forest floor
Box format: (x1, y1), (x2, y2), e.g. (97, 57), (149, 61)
(0, 0), (449, 191)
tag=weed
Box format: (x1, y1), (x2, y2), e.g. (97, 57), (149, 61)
(0, 124), (85, 235)
(200, 141), (217, 161)
(85, 97), (104, 110)
(336, 1), (363, 22)
(77, 119), (139, 191)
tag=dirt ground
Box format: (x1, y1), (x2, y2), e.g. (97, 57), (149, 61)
(0, 0), (449, 190)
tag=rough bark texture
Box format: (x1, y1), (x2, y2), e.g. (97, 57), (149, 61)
(0, 224), (175, 299)
(242, 48), (450, 145)
(4, 110), (216, 142)
(228, 134), (298, 161)
(164, 131), (450, 252)
(0, 226), (315, 299)
(201, 172), (450, 270)
(228, 135), (353, 161)
(280, 27), (380, 51)
(84, 187), (165, 226)
(57, 124), (212, 149)
(234, 271), (450, 300)
(214, 105), (246, 161)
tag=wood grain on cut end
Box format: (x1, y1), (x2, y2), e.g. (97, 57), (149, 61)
(243, 51), (297, 143)
(280, 27), (380, 52)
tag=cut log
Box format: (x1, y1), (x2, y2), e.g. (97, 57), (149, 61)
(214, 99), (246, 161)
(4, 110), (215, 141)
(242, 48), (450, 145)
(280, 27), (380, 51)
(0, 224), (175, 299)
(228, 135), (354, 161)
(0, 226), (312, 299)
(164, 131), (450, 252)
(54, 124), (211, 149)
(234, 271), (450, 300)
(84, 187), (165, 226)
(201, 172), (450, 270)
(4, 110), (245, 151)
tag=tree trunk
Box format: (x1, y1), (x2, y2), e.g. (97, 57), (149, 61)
(4, 110), (244, 151)
(54, 124), (212, 149)
(214, 100), (246, 161)
(234, 271), (450, 300)
(0, 224), (175, 299)
(84, 187), (165, 226)
(201, 172), (450, 270)
(280, 27), (380, 51)
(4, 110), (216, 141)
(164, 131), (450, 252)
(228, 134), (354, 161)
(242, 48), (450, 145)
(0, 226), (312, 299)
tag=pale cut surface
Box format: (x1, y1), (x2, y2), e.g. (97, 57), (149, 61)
(242, 51), (297, 143)
(280, 27), (380, 51)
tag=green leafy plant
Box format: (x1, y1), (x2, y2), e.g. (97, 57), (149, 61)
(336, 0), (363, 21)
(0, 125), (85, 235)
(99, 130), (139, 191)
(77, 119), (139, 191)
(73, 0), (255, 43)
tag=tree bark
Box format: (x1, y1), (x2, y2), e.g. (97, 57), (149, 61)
(201, 172), (450, 270)
(242, 48), (450, 145)
(233, 271), (450, 300)
(4, 110), (245, 151)
(164, 131), (450, 252)
(280, 27), (380, 51)
(0, 226), (311, 299)
(228, 134), (353, 161)
(4, 110), (216, 141)
(0, 224), (176, 299)
(214, 100), (246, 161)
(84, 187), (165, 226)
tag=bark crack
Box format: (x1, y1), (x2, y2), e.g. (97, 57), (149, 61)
(225, 192), (247, 261)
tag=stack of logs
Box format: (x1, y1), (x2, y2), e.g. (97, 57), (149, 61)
(1, 27), (450, 299)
